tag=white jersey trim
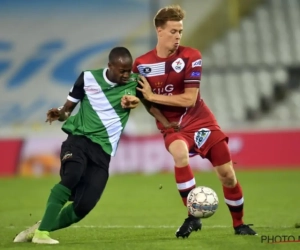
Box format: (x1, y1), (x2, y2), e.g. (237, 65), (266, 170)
(103, 68), (118, 87)
(67, 95), (80, 103)
(184, 80), (200, 82)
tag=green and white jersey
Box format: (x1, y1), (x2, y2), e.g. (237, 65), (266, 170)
(62, 68), (139, 156)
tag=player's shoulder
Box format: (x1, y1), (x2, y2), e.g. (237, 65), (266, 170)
(83, 68), (104, 74)
(179, 46), (202, 57)
(129, 73), (139, 82)
(82, 68), (105, 79)
(134, 50), (155, 63)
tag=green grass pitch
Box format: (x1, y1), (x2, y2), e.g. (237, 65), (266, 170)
(0, 170), (299, 250)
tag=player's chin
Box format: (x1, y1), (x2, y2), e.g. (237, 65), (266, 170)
(120, 78), (129, 84)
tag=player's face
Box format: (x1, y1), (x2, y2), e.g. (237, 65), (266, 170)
(157, 20), (183, 51)
(108, 57), (132, 84)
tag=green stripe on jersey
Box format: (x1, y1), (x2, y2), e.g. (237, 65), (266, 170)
(62, 68), (139, 156)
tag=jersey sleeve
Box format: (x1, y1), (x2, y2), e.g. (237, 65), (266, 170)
(67, 72), (85, 103)
(184, 50), (202, 88)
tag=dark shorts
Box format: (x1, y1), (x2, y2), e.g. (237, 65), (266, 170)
(60, 134), (111, 204)
(60, 134), (110, 170)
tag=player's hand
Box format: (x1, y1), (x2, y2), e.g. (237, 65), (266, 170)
(45, 108), (60, 124)
(163, 121), (180, 132)
(137, 75), (154, 101)
(121, 95), (140, 109)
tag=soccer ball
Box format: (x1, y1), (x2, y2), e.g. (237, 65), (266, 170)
(187, 186), (219, 218)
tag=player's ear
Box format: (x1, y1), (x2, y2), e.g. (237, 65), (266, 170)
(157, 27), (163, 36)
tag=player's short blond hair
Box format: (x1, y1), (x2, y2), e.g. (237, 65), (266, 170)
(153, 5), (185, 28)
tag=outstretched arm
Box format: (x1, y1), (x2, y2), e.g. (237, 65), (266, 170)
(46, 72), (85, 124)
(46, 100), (77, 124)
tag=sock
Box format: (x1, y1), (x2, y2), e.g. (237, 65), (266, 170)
(175, 165), (196, 207)
(51, 203), (82, 231)
(38, 183), (71, 231)
(223, 181), (244, 227)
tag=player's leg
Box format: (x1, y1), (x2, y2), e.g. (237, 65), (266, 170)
(207, 139), (257, 235)
(50, 164), (109, 231)
(72, 164), (109, 220)
(167, 135), (196, 207)
(166, 134), (201, 238)
(50, 144), (110, 232)
(48, 183), (83, 232)
(32, 136), (88, 244)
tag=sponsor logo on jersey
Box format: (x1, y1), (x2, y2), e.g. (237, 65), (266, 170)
(84, 86), (101, 93)
(172, 58), (185, 73)
(194, 128), (211, 148)
(137, 62), (165, 77)
(143, 67), (151, 74)
(192, 59), (202, 68)
(153, 82), (174, 95)
(190, 71), (201, 77)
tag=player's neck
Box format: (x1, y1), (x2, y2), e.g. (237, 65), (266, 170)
(155, 45), (176, 58)
(105, 69), (118, 85)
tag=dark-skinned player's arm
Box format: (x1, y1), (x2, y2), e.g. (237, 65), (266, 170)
(46, 72), (85, 124)
(139, 97), (168, 126)
(138, 95), (180, 131)
(137, 50), (202, 108)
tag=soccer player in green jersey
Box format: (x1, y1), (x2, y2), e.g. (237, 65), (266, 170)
(13, 47), (142, 244)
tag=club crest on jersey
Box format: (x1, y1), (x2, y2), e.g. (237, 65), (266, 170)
(128, 76), (138, 82)
(172, 58), (185, 73)
(124, 89), (133, 95)
(194, 128), (211, 148)
(192, 59), (202, 68)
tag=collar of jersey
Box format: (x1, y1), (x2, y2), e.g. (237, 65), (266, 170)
(103, 68), (118, 87)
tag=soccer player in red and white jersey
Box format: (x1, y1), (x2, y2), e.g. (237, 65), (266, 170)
(133, 5), (257, 238)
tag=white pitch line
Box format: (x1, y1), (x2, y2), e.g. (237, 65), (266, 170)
(70, 225), (295, 229)
(6, 225), (295, 229)
(6, 225), (228, 229)
(71, 225), (229, 229)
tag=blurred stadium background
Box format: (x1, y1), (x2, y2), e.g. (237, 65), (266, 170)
(0, 0), (299, 177)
